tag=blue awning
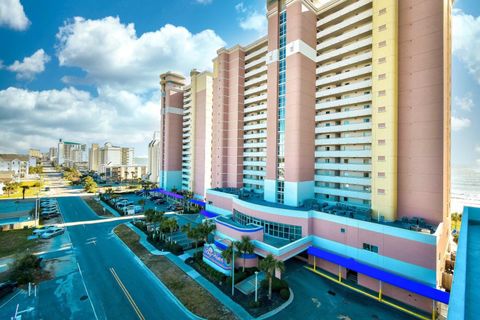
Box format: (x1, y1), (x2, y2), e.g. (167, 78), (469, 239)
(200, 210), (219, 218)
(189, 199), (206, 207)
(307, 246), (450, 304)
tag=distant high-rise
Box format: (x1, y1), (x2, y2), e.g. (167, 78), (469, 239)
(147, 131), (161, 184)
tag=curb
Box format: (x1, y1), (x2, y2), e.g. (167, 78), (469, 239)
(112, 224), (204, 320)
(256, 288), (294, 320)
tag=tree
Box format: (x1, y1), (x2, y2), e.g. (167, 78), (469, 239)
(182, 223), (202, 250)
(9, 253), (41, 284)
(3, 181), (19, 197)
(163, 218), (178, 235)
(221, 241), (238, 265)
(83, 176), (98, 193)
(236, 236), (255, 272)
(138, 199), (146, 210)
(196, 220), (216, 244)
(259, 254), (285, 300)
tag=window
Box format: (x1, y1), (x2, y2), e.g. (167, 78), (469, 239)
(378, 57), (386, 64)
(378, 90), (386, 97)
(378, 106), (386, 113)
(379, 8), (387, 15)
(378, 123), (386, 129)
(378, 189), (385, 195)
(378, 73), (386, 80)
(378, 139), (386, 145)
(378, 172), (385, 177)
(378, 41), (387, 48)
(378, 155), (385, 161)
(378, 24), (387, 32)
(340, 228), (346, 233)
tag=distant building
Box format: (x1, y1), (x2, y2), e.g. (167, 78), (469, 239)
(0, 154), (30, 178)
(105, 165), (146, 182)
(57, 139), (87, 167)
(147, 131), (160, 184)
(28, 149), (42, 159)
(88, 142), (135, 174)
(48, 147), (57, 162)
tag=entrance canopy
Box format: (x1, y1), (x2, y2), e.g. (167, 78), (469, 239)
(307, 246), (450, 304)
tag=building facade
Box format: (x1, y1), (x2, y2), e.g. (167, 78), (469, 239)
(105, 165), (147, 182)
(0, 154), (30, 178)
(147, 131), (161, 183)
(88, 142), (135, 174)
(158, 0), (453, 315)
(57, 139), (87, 167)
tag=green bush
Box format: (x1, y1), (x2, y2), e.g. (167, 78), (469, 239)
(248, 300), (261, 308)
(261, 277), (289, 292)
(279, 288), (290, 300)
(9, 253), (41, 284)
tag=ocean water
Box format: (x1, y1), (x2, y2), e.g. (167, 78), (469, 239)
(451, 166), (480, 212)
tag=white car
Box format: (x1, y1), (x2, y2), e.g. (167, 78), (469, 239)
(33, 225), (57, 235)
(40, 227), (65, 239)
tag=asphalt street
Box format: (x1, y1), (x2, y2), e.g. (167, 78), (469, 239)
(57, 196), (192, 320)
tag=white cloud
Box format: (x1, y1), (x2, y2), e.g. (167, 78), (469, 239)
(451, 116), (471, 131)
(236, 2), (267, 34)
(454, 94), (474, 112)
(0, 0), (30, 31)
(475, 145), (480, 153)
(0, 86), (160, 155)
(195, 0), (213, 4)
(6, 49), (50, 80)
(56, 16), (225, 92)
(453, 10), (480, 85)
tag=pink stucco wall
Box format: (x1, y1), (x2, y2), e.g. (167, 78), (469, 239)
(215, 222), (264, 242)
(397, 0), (448, 226)
(194, 89), (206, 197)
(164, 90), (184, 172)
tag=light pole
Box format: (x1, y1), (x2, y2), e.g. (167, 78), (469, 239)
(255, 271), (259, 303)
(231, 247), (235, 296)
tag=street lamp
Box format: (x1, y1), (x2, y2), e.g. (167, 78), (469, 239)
(255, 271), (259, 303)
(231, 247), (235, 296)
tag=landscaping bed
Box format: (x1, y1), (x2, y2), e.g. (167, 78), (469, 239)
(132, 221), (185, 255)
(0, 229), (41, 258)
(114, 224), (236, 320)
(82, 197), (114, 217)
(186, 252), (290, 317)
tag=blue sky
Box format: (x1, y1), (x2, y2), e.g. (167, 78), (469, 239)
(0, 0), (479, 167)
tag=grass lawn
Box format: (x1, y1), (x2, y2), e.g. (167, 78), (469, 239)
(82, 197), (114, 217)
(114, 225), (236, 320)
(0, 228), (41, 258)
(0, 181), (43, 199)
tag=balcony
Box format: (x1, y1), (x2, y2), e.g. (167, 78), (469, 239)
(315, 175), (371, 186)
(245, 74), (267, 87)
(245, 56), (266, 70)
(315, 108), (371, 122)
(315, 149), (371, 158)
(245, 65), (267, 78)
(243, 178), (264, 186)
(244, 113), (267, 122)
(317, 38), (372, 64)
(316, 24), (373, 52)
(243, 151), (266, 157)
(317, 52), (372, 75)
(243, 161), (267, 167)
(314, 162), (371, 172)
(317, 0), (372, 27)
(244, 122), (267, 131)
(316, 66), (372, 87)
(243, 170), (266, 177)
(316, 80), (372, 98)
(316, 94), (372, 110)
(243, 142), (266, 148)
(315, 122), (372, 134)
(315, 136), (372, 145)
(245, 45), (268, 62)
(314, 186), (371, 200)
(244, 84), (267, 97)
(317, 9), (373, 40)
(244, 132), (267, 139)
(245, 94), (267, 105)
(244, 104), (267, 114)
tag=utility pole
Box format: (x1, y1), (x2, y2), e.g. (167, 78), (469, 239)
(231, 247), (235, 296)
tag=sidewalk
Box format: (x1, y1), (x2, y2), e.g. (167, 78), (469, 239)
(97, 199), (121, 217)
(125, 222), (254, 320)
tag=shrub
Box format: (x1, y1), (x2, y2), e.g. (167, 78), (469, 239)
(9, 254), (42, 284)
(193, 251), (203, 262)
(279, 288), (290, 300)
(248, 301), (261, 308)
(261, 277), (288, 292)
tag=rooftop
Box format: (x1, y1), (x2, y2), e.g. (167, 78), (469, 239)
(0, 154), (29, 162)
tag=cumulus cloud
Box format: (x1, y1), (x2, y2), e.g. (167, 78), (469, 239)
(236, 2), (267, 34)
(454, 94), (474, 112)
(0, 86), (160, 154)
(55, 16), (225, 92)
(453, 9), (480, 85)
(451, 116), (471, 131)
(195, 0), (213, 4)
(0, 0), (30, 30)
(5, 49), (50, 80)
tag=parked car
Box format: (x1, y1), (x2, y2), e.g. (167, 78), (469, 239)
(42, 213), (60, 219)
(41, 208), (59, 215)
(0, 281), (17, 299)
(40, 227), (65, 239)
(155, 199), (166, 204)
(33, 225), (57, 235)
(40, 202), (57, 208)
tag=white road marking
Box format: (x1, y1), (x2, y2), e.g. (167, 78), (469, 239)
(77, 262), (100, 320)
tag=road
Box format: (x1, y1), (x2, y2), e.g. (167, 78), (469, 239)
(57, 196), (191, 320)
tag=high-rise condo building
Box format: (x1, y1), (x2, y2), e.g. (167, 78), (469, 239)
(158, 0), (453, 315)
(147, 131), (161, 183)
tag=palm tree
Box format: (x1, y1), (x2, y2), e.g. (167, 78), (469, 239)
(162, 218), (178, 236)
(221, 241), (238, 265)
(21, 185), (29, 200)
(182, 223), (201, 250)
(259, 254), (286, 300)
(237, 236), (255, 272)
(197, 220), (216, 244)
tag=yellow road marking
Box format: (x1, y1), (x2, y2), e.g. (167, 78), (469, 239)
(110, 267), (145, 320)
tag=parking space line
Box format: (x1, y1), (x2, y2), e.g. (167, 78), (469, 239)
(109, 267), (145, 320)
(0, 290), (22, 309)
